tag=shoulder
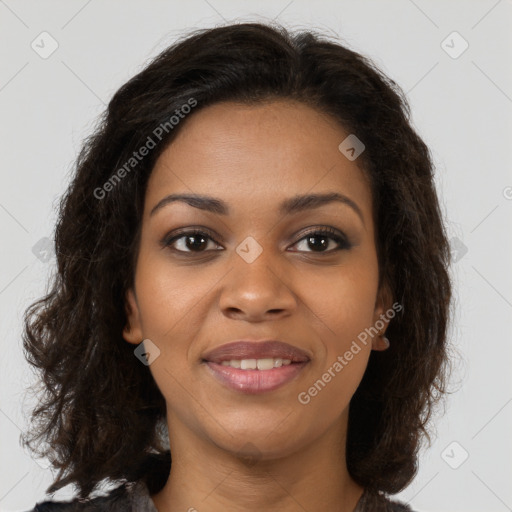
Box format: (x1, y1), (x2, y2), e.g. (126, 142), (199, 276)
(27, 481), (157, 512)
(355, 488), (416, 511)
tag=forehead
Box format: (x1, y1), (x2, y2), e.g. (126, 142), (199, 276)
(146, 100), (372, 219)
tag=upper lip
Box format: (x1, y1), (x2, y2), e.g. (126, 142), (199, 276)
(202, 340), (311, 364)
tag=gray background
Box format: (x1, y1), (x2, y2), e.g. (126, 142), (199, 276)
(1, 1), (511, 511)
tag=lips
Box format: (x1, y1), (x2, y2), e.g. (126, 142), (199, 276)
(201, 340), (311, 394)
(202, 340), (311, 364)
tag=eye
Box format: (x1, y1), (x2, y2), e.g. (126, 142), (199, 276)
(290, 227), (351, 253)
(162, 228), (222, 254)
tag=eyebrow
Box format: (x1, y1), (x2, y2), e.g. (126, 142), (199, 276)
(149, 192), (365, 225)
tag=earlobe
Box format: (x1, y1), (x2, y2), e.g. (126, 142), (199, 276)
(123, 288), (143, 345)
(372, 334), (390, 351)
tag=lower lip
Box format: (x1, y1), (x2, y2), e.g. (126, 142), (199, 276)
(204, 361), (309, 394)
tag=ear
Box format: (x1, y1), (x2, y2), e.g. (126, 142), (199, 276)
(123, 288), (143, 345)
(371, 280), (393, 352)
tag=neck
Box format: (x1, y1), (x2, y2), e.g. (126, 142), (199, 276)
(151, 412), (364, 512)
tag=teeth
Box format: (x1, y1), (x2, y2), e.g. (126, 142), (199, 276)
(220, 358), (293, 370)
(241, 359), (256, 370)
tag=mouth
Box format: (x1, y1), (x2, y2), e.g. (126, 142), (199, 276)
(201, 340), (310, 394)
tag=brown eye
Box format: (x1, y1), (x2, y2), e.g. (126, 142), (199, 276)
(163, 230), (222, 253)
(290, 228), (351, 253)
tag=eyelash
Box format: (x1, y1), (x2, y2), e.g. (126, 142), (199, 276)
(161, 226), (351, 256)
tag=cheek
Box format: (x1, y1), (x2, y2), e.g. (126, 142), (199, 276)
(132, 250), (216, 394)
(297, 278), (375, 425)
(307, 257), (379, 346)
(298, 257), (378, 403)
(134, 252), (204, 339)
(133, 258), (201, 409)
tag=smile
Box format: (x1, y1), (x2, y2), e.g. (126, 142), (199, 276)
(204, 360), (309, 394)
(220, 357), (292, 369)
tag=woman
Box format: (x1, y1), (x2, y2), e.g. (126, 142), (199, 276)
(23, 22), (452, 512)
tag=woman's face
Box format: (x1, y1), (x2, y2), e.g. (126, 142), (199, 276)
(123, 99), (390, 460)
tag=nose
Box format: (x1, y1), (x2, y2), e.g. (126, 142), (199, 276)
(219, 245), (298, 322)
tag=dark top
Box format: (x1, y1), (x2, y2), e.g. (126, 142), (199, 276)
(28, 480), (414, 511)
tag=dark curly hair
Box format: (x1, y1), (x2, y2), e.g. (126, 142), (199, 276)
(21, 21), (452, 500)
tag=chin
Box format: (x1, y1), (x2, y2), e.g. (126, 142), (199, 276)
(204, 415), (310, 460)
